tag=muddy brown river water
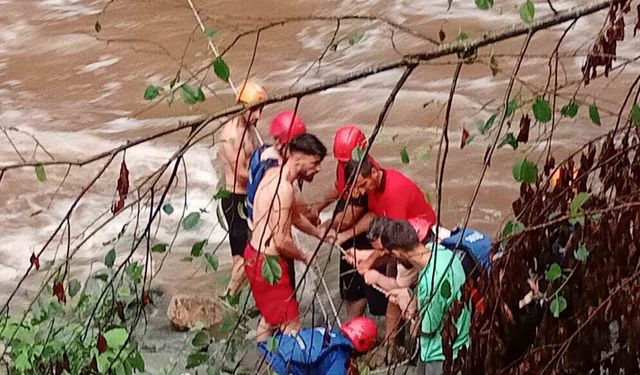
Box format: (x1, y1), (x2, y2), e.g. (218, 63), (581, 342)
(1, 0), (639, 373)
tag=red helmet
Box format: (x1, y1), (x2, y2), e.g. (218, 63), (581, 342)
(340, 316), (378, 352)
(408, 215), (434, 242)
(333, 124), (367, 162)
(269, 111), (307, 144)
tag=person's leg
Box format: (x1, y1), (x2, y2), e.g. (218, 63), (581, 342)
(422, 361), (444, 375)
(346, 298), (367, 319)
(227, 255), (246, 296)
(223, 194), (250, 296)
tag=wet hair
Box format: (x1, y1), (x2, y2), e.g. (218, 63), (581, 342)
(381, 220), (419, 252)
(288, 133), (327, 159)
(366, 216), (393, 242)
(344, 156), (375, 183)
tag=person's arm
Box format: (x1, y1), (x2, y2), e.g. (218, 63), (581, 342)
(336, 211), (375, 244)
(292, 211), (322, 239)
(314, 185), (340, 213)
(363, 270), (400, 291)
(271, 185), (308, 263)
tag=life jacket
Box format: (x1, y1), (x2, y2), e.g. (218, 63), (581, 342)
(441, 228), (493, 314)
(258, 327), (353, 375)
(246, 144), (279, 223)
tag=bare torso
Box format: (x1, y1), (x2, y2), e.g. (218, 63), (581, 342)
(219, 117), (260, 194)
(249, 166), (295, 257)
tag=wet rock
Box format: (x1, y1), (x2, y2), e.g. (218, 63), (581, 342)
(166, 294), (222, 331)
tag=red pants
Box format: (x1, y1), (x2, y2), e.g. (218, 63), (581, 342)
(243, 243), (299, 325)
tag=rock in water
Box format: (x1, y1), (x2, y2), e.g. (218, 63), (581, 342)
(166, 295), (221, 331)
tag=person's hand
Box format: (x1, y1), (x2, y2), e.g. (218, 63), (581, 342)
(307, 206), (321, 225)
(341, 247), (356, 266)
(363, 270), (381, 286)
(336, 231), (351, 246)
(387, 288), (413, 314)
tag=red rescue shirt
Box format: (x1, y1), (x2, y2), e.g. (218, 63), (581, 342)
(367, 168), (437, 227)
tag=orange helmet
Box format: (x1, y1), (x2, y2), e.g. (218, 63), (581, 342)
(236, 82), (266, 104)
(333, 124), (367, 162)
(340, 316), (378, 352)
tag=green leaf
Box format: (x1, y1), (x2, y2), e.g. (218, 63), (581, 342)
(262, 255), (282, 285)
(589, 105), (601, 126)
(520, 0), (535, 24)
(117, 285), (131, 297)
(457, 32), (469, 41)
(498, 132), (518, 150)
(560, 101), (579, 118)
(570, 192), (591, 213)
(186, 352), (209, 369)
(630, 103), (640, 127)
(465, 134), (476, 146)
(14, 351), (31, 371)
(512, 158), (538, 183)
(151, 243), (168, 253)
(104, 327), (128, 348)
(128, 351), (145, 372)
(548, 210), (561, 220)
(502, 220), (525, 237)
(532, 97), (552, 123)
(266, 336), (278, 352)
(192, 330), (210, 347)
(68, 279), (81, 298)
(440, 279), (452, 299)
(204, 28), (217, 38)
(237, 202), (247, 220)
(182, 212), (201, 230)
(214, 187), (232, 200)
(574, 243), (589, 262)
(506, 98), (520, 117)
(550, 294), (567, 318)
(205, 253), (218, 271)
(478, 113), (497, 134)
(143, 85), (160, 100)
(105, 249), (116, 268)
(417, 150), (430, 160)
(490, 55), (499, 76)
(162, 203), (174, 214)
(213, 57), (230, 82)
(191, 240), (207, 257)
(348, 30), (365, 45)
(216, 204), (228, 232)
(35, 164), (46, 182)
(400, 147), (410, 164)
(182, 256), (194, 262)
(181, 84), (200, 105)
(195, 87), (206, 102)
(545, 263), (562, 282)
(475, 0), (494, 10)
(351, 146), (364, 162)
(125, 261), (143, 284)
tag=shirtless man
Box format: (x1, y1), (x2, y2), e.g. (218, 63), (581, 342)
(219, 82), (265, 297)
(243, 133), (327, 342)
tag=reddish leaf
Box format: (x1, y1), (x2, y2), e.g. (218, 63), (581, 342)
(97, 334), (108, 353)
(142, 291), (152, 306)
(460, 127), (470, 149)
(30, 253), (40, 271)
(517, 114), (530, 143)
(53, 280), (66, 303)
(117, 301), (126, 321)
(111, 159), (129, 214)
(439, 28), (446, 42)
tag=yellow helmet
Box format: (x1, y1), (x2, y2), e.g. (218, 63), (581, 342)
(236, 82), (266, 104)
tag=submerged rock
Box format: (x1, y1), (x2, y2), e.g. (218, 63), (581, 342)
(166, 294), (222, 331)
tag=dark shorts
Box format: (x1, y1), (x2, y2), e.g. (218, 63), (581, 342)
(221, 193), (249, 257)
(339, 233), (389, 316)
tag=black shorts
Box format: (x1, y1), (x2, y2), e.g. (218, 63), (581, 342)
(339, 233), (389, 316)
(221, 193), (249, 257)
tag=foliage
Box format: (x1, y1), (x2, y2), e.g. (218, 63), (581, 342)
(0, 266), (149, 374)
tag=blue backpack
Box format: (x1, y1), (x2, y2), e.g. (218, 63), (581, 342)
(246, 144), (279, 222)
(441, 228), (493, 277)
(258, 328), (353, 375)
